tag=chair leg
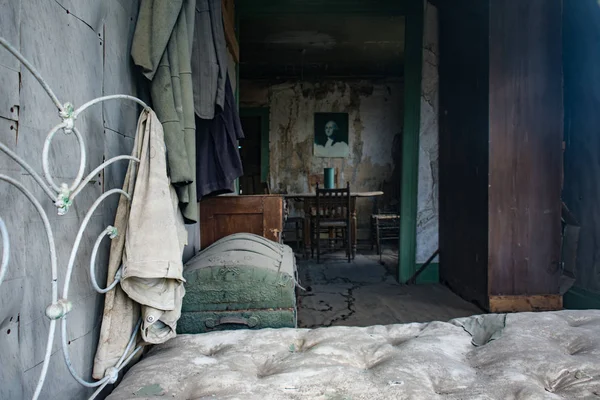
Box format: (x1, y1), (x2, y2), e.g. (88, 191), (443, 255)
(310, 223), (316, 258)
(347, 226), (351, 263)
(332, 230), (336, 253)
(375, 219), (381, 255)
(370, 218), (375, 250)
(344, 228), (349, 260)
(300, 220), (307, 259)
(316, 223), (321, 264)
(295, 220), (300, 253)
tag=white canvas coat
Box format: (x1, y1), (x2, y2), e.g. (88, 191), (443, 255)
(93, 109), (187, 379)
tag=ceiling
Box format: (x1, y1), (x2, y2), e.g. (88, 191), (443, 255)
(239, 15), (406, 79)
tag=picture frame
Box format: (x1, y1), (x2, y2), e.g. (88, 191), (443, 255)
(313, 112), (350, 158)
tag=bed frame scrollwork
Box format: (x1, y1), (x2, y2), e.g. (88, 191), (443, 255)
(0, 37), (147, 400)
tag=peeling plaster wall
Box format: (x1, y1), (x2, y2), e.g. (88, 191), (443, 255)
(416, 2), (439, 264)
(241, 79), (403, 237)
(0, 1), (144, 398)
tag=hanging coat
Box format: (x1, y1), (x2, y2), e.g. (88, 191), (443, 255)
(191, 0), (228, 120)
(130, 0), (198, 223)
(93, 109), (188, 379)
(196, 75), (245, 198)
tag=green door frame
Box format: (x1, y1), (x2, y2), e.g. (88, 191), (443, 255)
(239, 107), (270, 183)
(237, 0), (425, 282)
(399, 0), (424, 283)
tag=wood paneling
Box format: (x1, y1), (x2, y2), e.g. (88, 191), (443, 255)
(438, 0), (490, 308)
(488, 0), (563, 296)
(489, 295), (563, 313)
(213, 214), (264, 238)
(200, 195), (283, 248)
(438, 0), (563, 309)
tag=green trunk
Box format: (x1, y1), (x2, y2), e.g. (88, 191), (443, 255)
(179, 233), (298, 334)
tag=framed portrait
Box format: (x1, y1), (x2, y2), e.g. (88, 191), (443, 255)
(314, 112), (350, 158)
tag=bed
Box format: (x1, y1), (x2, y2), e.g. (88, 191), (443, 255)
(107, 310), (600, 399)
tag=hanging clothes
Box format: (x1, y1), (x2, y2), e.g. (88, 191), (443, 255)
(196, 75), (245, 198)
(130, 0), (198, 223)
(93, 109), (188, 379)
(191, 0), (228, 120)
(190, 0), (245, 198)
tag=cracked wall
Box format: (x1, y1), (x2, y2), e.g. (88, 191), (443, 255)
(416, 2), (439, 264)
(241, 79), (403, 237)
(0, 0), (144, 398)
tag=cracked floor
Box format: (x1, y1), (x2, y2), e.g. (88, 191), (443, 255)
(296, 251), (483, 328)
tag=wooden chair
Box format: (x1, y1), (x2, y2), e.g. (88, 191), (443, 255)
(371, 180), (401, 255)
(283, 217), (305, 256)
(276, 187), (306, 258)
(312, 182), (352, 263)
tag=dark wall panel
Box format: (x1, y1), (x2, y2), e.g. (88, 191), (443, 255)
(488, 0), (563, 296)
(438, 0), (489, 308)
(563, 0), (600, 294)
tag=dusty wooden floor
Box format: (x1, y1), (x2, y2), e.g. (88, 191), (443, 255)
(295, 249), (483, 329)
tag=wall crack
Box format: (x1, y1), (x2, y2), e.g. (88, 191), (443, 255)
(53, 0), (96, 33)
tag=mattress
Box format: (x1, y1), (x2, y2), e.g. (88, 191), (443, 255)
(107, 310), (600, 399)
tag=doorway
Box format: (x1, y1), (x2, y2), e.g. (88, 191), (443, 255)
(239, 107), (269, 195)
(234, 1), (478, 328)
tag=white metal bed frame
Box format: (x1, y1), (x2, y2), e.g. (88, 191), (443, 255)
(0, 37), (148, 400)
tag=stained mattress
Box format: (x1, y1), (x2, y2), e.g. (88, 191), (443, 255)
(107, 310), (600, 399)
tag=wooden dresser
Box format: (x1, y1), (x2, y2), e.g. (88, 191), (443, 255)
(199, 195), (284, 249)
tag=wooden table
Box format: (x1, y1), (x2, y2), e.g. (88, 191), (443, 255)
(283, 192), (383, 258)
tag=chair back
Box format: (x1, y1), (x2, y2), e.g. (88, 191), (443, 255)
(375, 179), (400, 214)
(315, 182), (351, 222)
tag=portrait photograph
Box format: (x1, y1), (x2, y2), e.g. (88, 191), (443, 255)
(313, 112), (350, 158)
